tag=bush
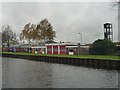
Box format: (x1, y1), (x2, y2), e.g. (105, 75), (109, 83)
(90, 39), (117, 55)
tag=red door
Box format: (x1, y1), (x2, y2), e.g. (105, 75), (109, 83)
(47, 46), (52, 54)
(60, 45), (66, 54)
(53, 45), (58, 54)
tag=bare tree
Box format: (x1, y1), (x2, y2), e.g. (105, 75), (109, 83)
(113, 0), (120, 6)
(2, 25), (18, 52)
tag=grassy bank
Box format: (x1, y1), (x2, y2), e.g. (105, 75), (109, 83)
(1, 52), (119, 61)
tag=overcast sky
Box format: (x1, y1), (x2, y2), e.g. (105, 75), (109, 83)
(2, 2), (118, 44)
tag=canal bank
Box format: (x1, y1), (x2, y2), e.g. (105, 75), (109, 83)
(1, 53), (120, 70)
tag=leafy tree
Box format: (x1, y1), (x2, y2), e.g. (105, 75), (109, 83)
(20, 18), (56, 42)
(90, 39), (117, 55)
(36, 18), (55, 41)
(2, 25), (18, 51)
(20, 23), (31, 42)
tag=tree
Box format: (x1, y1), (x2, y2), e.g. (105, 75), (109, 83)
(0, 32), (2, 47)
(20, 23), (31, 42)
(90, 39), (117, 55)
(36, 18), (55, 41)
(20, 18), (56, 42)
(2, 25), (18, 52)
(113, 0), (120, 6)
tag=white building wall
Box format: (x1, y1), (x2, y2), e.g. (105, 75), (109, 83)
(58, 45), (60, 54)
(52, 46), (53, 54)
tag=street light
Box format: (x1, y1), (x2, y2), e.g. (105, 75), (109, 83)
(78, 32), (82, 45)
(78, 32), (82, 55)
(29, 40), (31, 53)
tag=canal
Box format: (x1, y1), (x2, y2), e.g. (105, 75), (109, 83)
(2, 57), (119, 88)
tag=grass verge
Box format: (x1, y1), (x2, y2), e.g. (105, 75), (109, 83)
(1, 52), (119, 61)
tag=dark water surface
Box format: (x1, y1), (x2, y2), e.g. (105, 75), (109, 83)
(2, 57), (118, 88)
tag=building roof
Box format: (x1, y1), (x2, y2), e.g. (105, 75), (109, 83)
(45, 42), (78, 46)
(31, 46), (46, 49)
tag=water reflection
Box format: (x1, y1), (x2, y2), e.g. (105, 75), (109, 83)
(2, 57), (118, 88)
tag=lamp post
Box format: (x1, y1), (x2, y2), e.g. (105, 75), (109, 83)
(29, 40), (31, 53)
(78, 32), (82, 44)
(78, 32), (82, 55)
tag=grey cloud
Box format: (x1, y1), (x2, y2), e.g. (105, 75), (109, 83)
(2, 2), (118, 44)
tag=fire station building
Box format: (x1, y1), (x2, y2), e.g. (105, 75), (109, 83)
(31, 42), (89, 55)
(31, 42), (78, 55)
(45, 43), (78, 54)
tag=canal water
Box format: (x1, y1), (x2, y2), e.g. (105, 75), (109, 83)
(2, 57), (119, 88)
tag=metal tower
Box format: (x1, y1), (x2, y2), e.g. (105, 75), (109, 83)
(104, 23), (113, 41)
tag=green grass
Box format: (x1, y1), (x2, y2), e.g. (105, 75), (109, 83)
(1, 52), (119, 61)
